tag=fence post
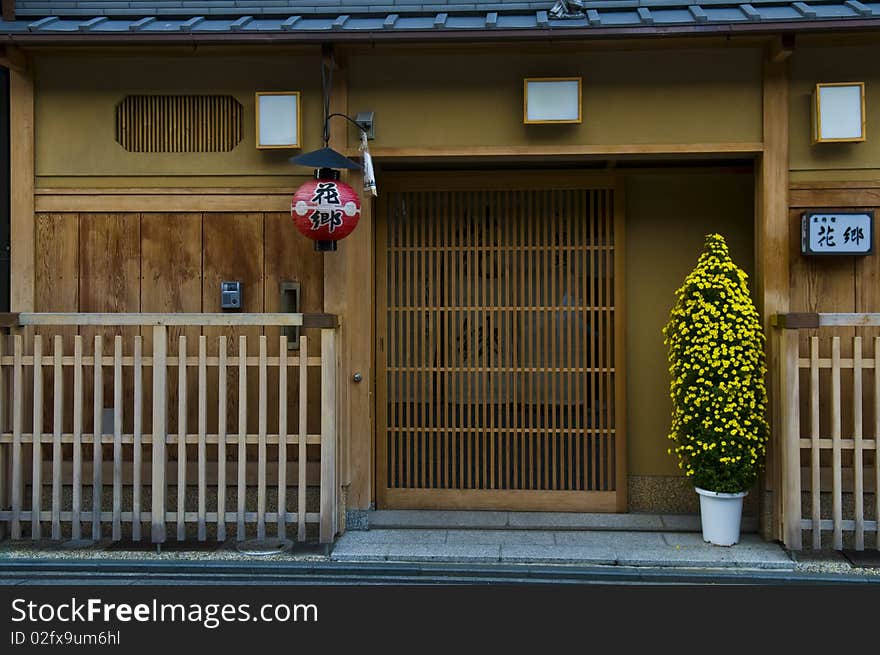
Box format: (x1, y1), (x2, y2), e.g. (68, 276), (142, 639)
(0, 332), (7, 541)
(319, 327), (337, 544)
(151, 325), (168, 543)
(780, 326), (802, 550)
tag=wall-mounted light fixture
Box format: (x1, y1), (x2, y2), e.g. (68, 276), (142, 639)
(523, 77), (582, 124)
(256, 91), (301, 149)
(813, 82), (866, 143)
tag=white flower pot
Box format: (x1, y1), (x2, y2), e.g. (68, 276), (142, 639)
(695, 487), (748, 546)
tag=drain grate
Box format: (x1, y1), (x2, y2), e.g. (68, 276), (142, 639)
(842, 550), (880, 568)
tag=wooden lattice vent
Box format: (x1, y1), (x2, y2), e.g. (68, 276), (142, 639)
(115, 95), (243, 153)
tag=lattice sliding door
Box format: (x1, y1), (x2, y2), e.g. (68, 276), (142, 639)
(376, 175), (625, 511)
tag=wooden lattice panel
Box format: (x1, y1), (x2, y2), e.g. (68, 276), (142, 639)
(115, 95), (243, 153)
(377, 177), (625, 511)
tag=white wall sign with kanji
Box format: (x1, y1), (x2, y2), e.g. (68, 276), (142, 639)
(801, 211), (874, 255)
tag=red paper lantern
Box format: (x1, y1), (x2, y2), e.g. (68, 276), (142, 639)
(291, 175), (361, 250)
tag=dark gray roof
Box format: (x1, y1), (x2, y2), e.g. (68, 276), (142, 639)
(1, 0), (879, 40)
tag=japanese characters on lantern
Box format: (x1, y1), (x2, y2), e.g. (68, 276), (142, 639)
(291, 176), (362, 248)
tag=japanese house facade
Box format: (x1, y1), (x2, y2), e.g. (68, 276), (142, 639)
(1, 0), (879, 547)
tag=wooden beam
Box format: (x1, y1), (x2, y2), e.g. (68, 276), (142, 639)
(343, 143), (764, 160)
(770, 33), (795, 63)
(1, 1), (14, 23)
(13, 312), (326, 327)
(0, 46), (28, 74)
(35, 189), (293, 213)
(789, 186), (880, 208)
(771, 313), (820, 329)
(301, 313), (339, 329)
(9, 55), (35, 312)
(757, 55), (790, 543)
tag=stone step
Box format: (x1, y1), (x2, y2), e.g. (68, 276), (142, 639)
(361, 510), (758, 533)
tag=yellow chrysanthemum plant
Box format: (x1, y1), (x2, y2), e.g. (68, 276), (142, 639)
(662, 234), (769, 494)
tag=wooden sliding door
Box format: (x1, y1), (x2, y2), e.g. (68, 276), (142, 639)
(376, 173), (625, 511)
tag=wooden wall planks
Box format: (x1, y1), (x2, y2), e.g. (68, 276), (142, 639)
(32, 210), (325, 506)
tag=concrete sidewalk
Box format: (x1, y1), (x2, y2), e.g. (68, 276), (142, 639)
(331, 529), (794, 569)
(331, 510), (795, 570)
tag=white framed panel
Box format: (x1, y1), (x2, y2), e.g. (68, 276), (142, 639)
(523, 77), (582, 124)
(256, 91), (301, 149)
(813, 83), (865, 143)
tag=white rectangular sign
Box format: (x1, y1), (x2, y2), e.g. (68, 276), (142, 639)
(802, 212), (873, 255)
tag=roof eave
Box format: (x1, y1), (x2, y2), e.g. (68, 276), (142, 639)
(2, 18), (880, 46)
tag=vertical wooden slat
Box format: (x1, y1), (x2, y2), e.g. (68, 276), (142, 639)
(781, 326), (803, 549)
(546, 191), (554, 492)
(565, 190), (575, 491)
(386, 200), (396, 490)
(277, 336), (288, 539)
(217, 336), (227, 542)
(320, 328), (337, 543)
(605, 189), (614, 490)
(10, 333), (22, 539)
(532, 189), (541, 491)
(590, 191), (600, 491)
(151, 325), (167, 544)
(831, 336), (842, 550)
(522, 189), (531, 490)
(399, 194), (408, 490)
(810, 336), (821, 550)
(51, 336), (63, 540)
(112, 335), (123, 541)
(72, 335), (83, 540)
(445, 191), (453, 490)
(237, 335), (247, 541)
(31, 334), (43, 539)
(502, 191), (511, 490)
(198, 335), (207, 541)
(132, 335), (142, 541)
(573, 191), (583, 491)
(853, 336), (864, 550)
(478, 190), (486, 490)
(257, 336), (267, 541)
(0, 335), (6, 543)
(875, 336), (880, 549)
(403, 197), (411, 489)
(419, 195), (427, 490)
(462, 190), (471, 490)
(92, 334), (102, 541)
(177, 335), (187, 541)
(297, 334), (308, 542)
(597, 192), (606, 492)
(488, 192), (496, 491)
(431, 193), (440, 490)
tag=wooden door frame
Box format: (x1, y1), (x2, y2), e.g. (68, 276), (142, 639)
(374, 170), (627, 512)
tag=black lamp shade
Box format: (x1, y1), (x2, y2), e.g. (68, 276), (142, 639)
(289, 147), (362, 170)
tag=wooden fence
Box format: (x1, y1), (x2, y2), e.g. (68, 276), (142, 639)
(0, 313), (339, 545)
(776, 313), (880, 551)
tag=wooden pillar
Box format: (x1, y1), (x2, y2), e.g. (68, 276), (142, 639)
(6, 47), (35, 313)
(151, 325), (167, 543)
(319, 327), (338, 543)
(756, 53), (790, 541)
(322, 45), (374, 515)
(779, 325), (802, 550)
(1, 1), (15, 22)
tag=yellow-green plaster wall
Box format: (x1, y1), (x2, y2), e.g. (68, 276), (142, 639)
(348, 49), (762, 149)
(34, 54), (325, 183)
(789, 44), (880, 181)
(625, 171), (755, 477)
